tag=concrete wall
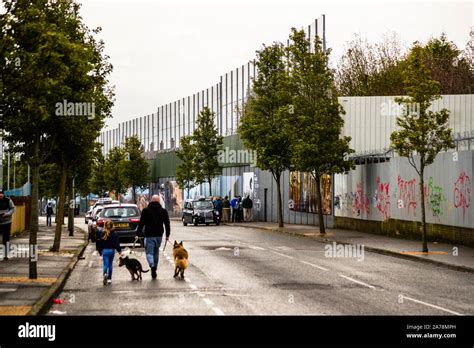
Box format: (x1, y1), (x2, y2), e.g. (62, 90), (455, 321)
(334, 150), (473, 229)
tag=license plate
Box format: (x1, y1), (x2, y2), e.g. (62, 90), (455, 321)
(114, 223), (129, 228)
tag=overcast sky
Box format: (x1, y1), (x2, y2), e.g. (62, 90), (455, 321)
(78, 0), (473, 130)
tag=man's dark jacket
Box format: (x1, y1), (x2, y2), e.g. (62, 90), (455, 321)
(137, 201), (170, 238)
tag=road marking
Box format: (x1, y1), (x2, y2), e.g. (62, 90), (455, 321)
(247, 245), (266, 250)
(300, 260), (329, 271)
(203, 298), (214, 306)
(184, 278), (191, 283)
(212, 307), (225, 315)
(189, 284), (198, 290)
(401, 295), (463, 316)
(88, 261), (93, 268)
(271, 251), (294, 259)
(338, 274), (376, 289)
(0, 288), (17, 292)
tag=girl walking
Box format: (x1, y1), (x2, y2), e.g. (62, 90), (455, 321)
(96, 220), (122, 285)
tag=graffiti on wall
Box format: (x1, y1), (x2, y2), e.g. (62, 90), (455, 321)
(375, 176), (390, 220)
(396, 176), (417, 214)
(453, 172), (471, 218)
(424, 176), (446, 218)
(352, 183), (370, 216)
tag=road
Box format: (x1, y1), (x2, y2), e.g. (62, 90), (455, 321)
(48, 220), (474, 315)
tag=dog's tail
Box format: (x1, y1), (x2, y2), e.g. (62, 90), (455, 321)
(141, 269), (150, 273)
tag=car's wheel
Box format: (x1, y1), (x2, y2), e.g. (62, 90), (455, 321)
(182, 218), (187, 226)
(206, 223), (210, 226)
(216, 220), (220, 226)
(194, 218), (198, 226)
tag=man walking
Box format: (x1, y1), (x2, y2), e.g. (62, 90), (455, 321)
(242, 195), (253, 222)
(0, 190), (15, 260)
(45, 202), (54, 227)
(136, 195), (170, 279)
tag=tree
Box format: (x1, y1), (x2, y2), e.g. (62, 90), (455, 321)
(122, 136), (150, 203)
(390, 44), (455, 252)
(287, 28), (354, 234)
(238, 43), (292, 227)
(336, 33), (406, 96)
(176, 135), (199, 199)
(104, 147), (128, 197)
(192, 107), (222, 197)
(418, 34), (474, 94)
(89, 149), (108, 197)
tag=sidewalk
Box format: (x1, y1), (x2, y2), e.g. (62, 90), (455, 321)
(0, 217), (87, 315)
(226, 221), (474, 273)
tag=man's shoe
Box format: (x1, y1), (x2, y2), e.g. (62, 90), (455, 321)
(151, 266), (157, 279)
(107, 279), (112, 284)
(103, 274), (108, 285)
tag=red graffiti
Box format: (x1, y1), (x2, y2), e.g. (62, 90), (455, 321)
(453, 172), (471, 218)
(352, 183), (370, 216)
(375, 176), (390, 220)
(397, 176), (417, 214)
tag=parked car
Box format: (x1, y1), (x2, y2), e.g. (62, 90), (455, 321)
(95, 204), (141, 245)
(88, 206), (104, 242)
(182, 198), (220, 226)
(86, 198), (118, 225)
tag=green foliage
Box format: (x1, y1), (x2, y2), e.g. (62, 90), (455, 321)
(288, 28), (354, 179)
(103, 146), (128, 196)
(192, 107), (223, 196)
(122, 135), (150, 202)
(176, 135), (198, 198)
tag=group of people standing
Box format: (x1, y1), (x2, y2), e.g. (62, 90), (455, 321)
(214, 195), (253, 223)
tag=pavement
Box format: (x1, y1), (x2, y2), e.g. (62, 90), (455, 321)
(0, 217), (87, 315)
(224, 221), (474, 273)
(48, 220), (473, 315)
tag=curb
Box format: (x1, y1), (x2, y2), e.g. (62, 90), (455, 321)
(228, 223), (474, 274)
(27, 228), (88, 316)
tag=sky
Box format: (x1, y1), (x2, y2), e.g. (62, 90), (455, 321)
(77, 0), (473, 130)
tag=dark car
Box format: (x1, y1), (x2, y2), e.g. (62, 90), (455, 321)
(182, 198), (220, 226)
(96, 204), (141, 245)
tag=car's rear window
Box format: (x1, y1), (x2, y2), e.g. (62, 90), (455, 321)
(193, 201), (214, 210)
(102, 207), (139, 218)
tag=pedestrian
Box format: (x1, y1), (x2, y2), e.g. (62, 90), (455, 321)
(136, 195), (170, 279)
(45, 202), (53, 227)
(214, 196), (223, 222)
(96, 220), (122, 285)
(236, 196), (243, 223)
(222, 196), (230, 223)
(0, 190), (15, 260)
(230, 195), (238, 223)
(242, 195), (253, 222)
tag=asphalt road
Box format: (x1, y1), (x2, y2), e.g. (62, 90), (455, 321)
(48, 220), (474, 315)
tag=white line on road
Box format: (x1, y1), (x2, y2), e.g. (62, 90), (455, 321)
(247, 245), (266, 250)
(271, 251), (294, 259)
(401, 295), (463, 316)
(212, 307), (225, 315)
(203, 298), (214, 306)
(339, 274), (376, 289)
(184, 278), (191, 283)
(0, 288), (17, 292)
(300, 260), (329, 271)
(88, 261), (93, 268)
(189, 284), (198, 290)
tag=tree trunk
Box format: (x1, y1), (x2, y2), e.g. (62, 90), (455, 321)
(29, 140), (40, 279)
(52, 167), (67, 252)
(315, 173), (326, 234)
(132, 186), (136, 204)
(419, 165), (428, 252)
(68, 178), (74, 236)
(274, 172), (284, 228)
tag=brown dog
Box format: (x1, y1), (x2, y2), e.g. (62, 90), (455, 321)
(173, 241), (189, 279)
